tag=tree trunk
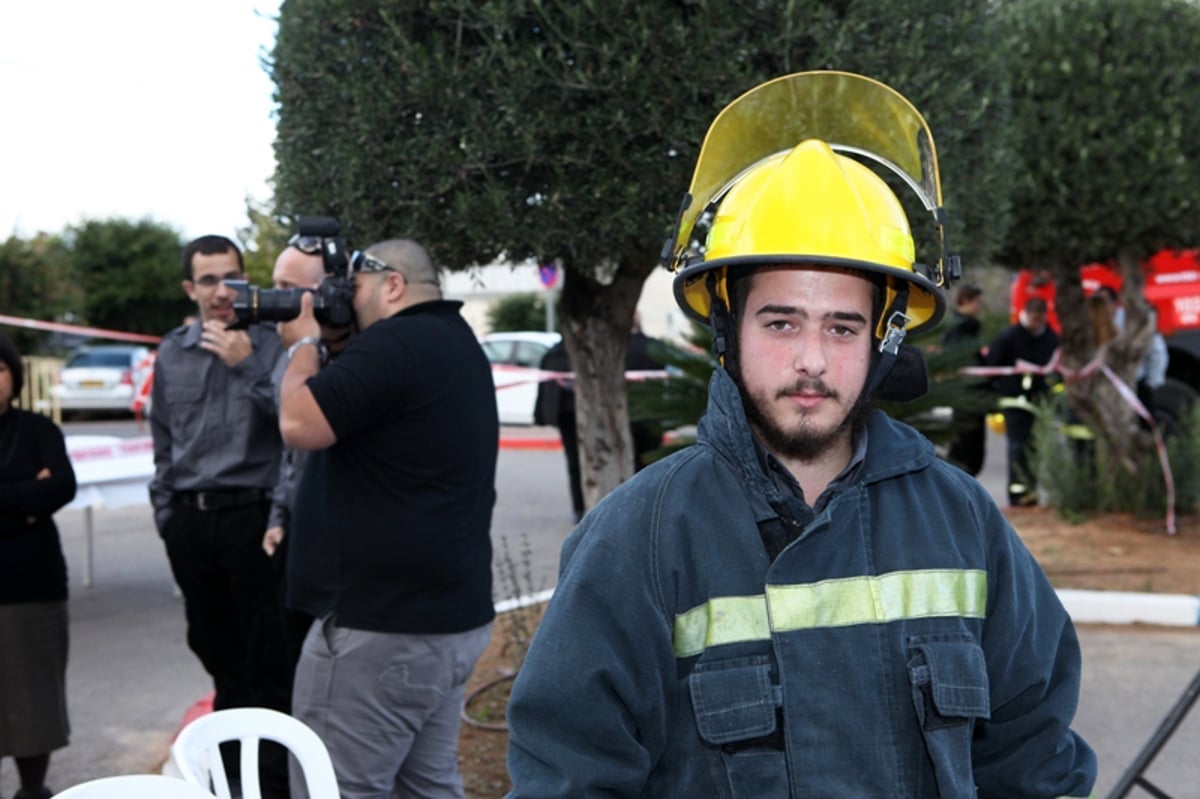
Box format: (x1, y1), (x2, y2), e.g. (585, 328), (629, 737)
(1058, 250), (1154, 479)
(559, 254), (659, 511)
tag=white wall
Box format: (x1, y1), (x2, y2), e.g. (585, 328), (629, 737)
(443, 262), (692, 343)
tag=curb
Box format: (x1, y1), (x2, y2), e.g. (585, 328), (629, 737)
(499, 436), (561, 450)
(499, 426), (561, 451)
(1058, 588), (1200, 627)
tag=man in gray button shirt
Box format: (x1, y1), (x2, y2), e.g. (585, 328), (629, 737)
(148, 234), (289, 798)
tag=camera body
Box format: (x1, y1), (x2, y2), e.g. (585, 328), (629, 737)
(229, 215), (355, 328)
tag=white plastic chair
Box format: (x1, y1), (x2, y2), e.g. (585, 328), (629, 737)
(52, 774), (217, 798)
(171, 707), (340, 799)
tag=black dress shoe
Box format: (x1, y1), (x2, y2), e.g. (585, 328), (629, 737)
(14, 787), (52, 799)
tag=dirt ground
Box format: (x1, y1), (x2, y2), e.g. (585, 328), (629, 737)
(456, 509), (1200, 797)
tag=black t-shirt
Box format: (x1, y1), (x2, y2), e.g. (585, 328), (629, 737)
(986, 322), (1060, 398)
(287, 300), (499, 634)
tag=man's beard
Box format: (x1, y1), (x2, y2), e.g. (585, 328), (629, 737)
(734, 369), (873, 462)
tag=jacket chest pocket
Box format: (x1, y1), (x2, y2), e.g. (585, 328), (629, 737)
(689, 655), (789, 798)
(907, 635), (991, 798)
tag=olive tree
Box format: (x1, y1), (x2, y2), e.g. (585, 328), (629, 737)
(271, 0), (1011, 506)
(0, 233), (81, 354)
(66, 218), (193, 338)
(996, 0), (1200, 478)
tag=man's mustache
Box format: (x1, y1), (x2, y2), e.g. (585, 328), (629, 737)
(776, 379), (837, 400)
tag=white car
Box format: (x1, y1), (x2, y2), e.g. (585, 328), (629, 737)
(480, 331), (561, 425)
(52, 344), (154, 416)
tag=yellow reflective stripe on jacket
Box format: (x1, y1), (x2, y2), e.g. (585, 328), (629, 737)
(673, 570), (987, 658)
(673, 595), (770, 657)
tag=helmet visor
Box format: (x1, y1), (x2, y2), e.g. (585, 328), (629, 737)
(671, 71), (942, 265)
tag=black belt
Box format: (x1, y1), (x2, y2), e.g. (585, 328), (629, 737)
(173, 488), (268, 512)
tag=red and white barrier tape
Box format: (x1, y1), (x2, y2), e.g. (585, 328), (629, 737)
(490, 366), (672, 391)
(0, 314), (162, 344)
(963, 349), (1175, 534)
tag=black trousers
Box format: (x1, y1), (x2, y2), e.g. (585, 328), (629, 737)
(1002, 408), (1038, 505)
(556, 412), (585, 520)
(159, 498), (290, 798)
(947, 414), (987, 477)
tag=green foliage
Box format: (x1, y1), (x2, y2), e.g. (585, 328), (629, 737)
(271, 0), (1012, 273)
(66, 218), (192, 337)
(1032, 399), (1200, 520)
(270, 0), (1015, 496)
(996, 0), (1200, 269)
(0, 233), (82, 354)
(486, 292), (548, 333)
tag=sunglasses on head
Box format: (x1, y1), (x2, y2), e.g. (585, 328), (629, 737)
(288, 234), (324, 255)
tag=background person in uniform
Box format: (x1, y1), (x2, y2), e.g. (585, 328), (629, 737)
(147, 234), (289, 797)
(0, 333), (77, 799)
(940, 283), (987, 475)
(506, 74), (1095, 798)
(277, 239), (498, 799)
(986, 295), (1059, 506)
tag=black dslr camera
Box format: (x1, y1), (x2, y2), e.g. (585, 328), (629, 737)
(227, 215), (356, 329)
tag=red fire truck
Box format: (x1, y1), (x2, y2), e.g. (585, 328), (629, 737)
(1009, 248), (1200, 426)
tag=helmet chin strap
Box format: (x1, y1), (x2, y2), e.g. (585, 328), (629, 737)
(865, 281), (911, 399)
(706, 271), (733, 367)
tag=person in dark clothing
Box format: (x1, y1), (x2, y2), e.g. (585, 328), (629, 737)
(534, 341), (584, 521)
(985, 295), (1059, 506)
(0, 332), (77, 799)
(941, 284), (987, 475)
(278, 238), (497, 798)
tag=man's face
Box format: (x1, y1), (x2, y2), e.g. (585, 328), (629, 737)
(1023, 307), (1048, 335)
(272, 248), (325, 290)
(733, 267), (875, 461)
(183, 250), (243, 325)
(352, 271), (392, 330)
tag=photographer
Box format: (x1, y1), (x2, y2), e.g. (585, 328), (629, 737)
(277, 239), (499, 799)
(260, 230), (356, 682)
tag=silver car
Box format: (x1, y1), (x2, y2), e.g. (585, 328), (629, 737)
(52, 344), (153, 415)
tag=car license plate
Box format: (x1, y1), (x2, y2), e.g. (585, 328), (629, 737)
(80, 380), (105, 388)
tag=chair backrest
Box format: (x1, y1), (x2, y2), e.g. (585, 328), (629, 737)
(53, 774), (217, 798)
(171, 707), (340, 799)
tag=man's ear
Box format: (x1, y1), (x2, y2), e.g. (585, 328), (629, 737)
(182, 280), (197, 302)
(386, 272), (407, 301)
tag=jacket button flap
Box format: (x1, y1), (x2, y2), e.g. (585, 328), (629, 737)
(689, 655), (779, 745)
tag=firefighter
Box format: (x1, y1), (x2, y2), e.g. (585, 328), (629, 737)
(986, 295), (1059, 506)
(505, 71), (1096, 797)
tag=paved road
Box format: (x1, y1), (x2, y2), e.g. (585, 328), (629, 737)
(1, 420), (1195, 797)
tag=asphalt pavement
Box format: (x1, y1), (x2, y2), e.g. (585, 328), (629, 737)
(1, 421), (1196, 798)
